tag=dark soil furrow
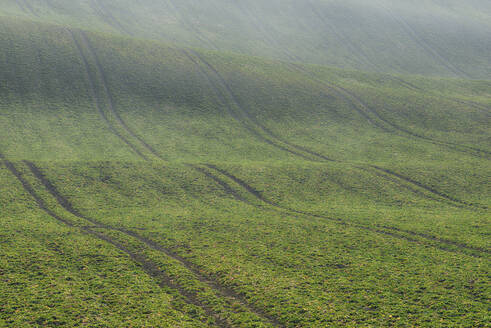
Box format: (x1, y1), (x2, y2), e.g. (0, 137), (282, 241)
(86, 228), (230, 328)
(205, 164), (489, 257)
(187, 49), (335, 162)
(80, 31), (164, 161)
(24, 161), (282, 328)
(69, 29), (148, 160)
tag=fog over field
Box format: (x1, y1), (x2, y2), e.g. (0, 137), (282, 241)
(0, 1), (490, 327)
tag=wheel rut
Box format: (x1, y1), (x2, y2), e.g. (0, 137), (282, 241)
(183, 49), (334, 163)
(375, 1), (469, 78)
(1, 159), (232, 328)
(68, 29), (149, 160)
(204, 164), (490, 258)
(79, 30), (164, 161)
(23, 161), (283, 328)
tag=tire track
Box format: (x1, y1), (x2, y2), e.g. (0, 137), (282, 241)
(375, 1), (469, 78)
(79, 31), (165, 161)
(0, 157), (230, 328)
(306, 0), (381, 72)
(369, 165), (487, 209)
(164, 0), (218, 50)
(24, 161), (283, 328)
(183, 49), (483, 208)
(184, 49), (335, 162)
(68, 29), (149, 160)
(294, 63), (491, 158)
(89, 0), (133, 36)
(181, 49), (321, 162)
(204, 164), (490, 258)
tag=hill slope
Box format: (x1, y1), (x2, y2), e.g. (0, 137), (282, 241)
(0, 10), (490, 328)
(1, 0), (491, 78)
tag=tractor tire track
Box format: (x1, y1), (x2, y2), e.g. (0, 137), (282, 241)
(185, 49), (335, 162)
(369, 165), (487, 209)
(376, 1), (469, 78)
(204, 164), (489, 258)
(89, 0), (133, 36)
(69, 29), (148, 160)
(24, 161), (283, 328)
(184, 49), (482, 208)
(295, 62), (491, 158)
(1, 157), (230, 328)
(164, 0), (218, 50)
(307, 0), (381, 72)
(181, 49), (320, 162)
(80, 31), (165, 161)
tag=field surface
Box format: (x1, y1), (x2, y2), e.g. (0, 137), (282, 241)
(0, 2), (490, 327)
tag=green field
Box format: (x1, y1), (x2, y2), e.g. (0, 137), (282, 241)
(0, 2), (490, 327)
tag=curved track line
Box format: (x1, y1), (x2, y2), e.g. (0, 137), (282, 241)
(186, 49), (335, 162)
(89, 0), (133, 36)
(204, 164), (490, 258)
(24, 161), (282, 328)
(0, 157), (229, 327)
(369, 165), (487, 209)
(306, 0), (381, 72)
(181, 49), (321, 162)
(293, 63), (491, 158)
(375, 1), (469, 78)
(69, 29), (148, 160)
(164, 0), (218, 50)
(183, 49), (482, 208)
(80, 31), (165, 161)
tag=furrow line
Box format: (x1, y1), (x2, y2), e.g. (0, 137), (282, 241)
(307, 0), (380, 72)
(1, 157), (229, 328)
(24, 162), (283, 328)
(187, 49), (335, 162)
(79, 31), (164, 161)
(68, 29), (148, 160)
(376, 1), (469, 78)
(164, 0), (218, 50)
(370, 165), (487, 209)
(181, 49), (320, 162)
(90, 0), (133, 36)
(204, 164), (489, 258)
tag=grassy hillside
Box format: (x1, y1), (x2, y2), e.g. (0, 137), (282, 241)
(1, 0), (490, 78)
(0, 11), (490, 328)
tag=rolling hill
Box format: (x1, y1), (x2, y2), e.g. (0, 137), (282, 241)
(0, 2), (490, 328)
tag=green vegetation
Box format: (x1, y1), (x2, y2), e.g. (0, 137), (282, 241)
(0, 4), (490, 328)
(1, 0), (490, 78)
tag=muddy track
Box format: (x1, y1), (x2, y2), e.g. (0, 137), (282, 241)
(204, 164), (489, 258)
(1, 158), (230, 328)
(68, 29), (148, 160)
(79, 31), (165, 161)
(24, 161), (282, 328)
(186, 49), (335, 163)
